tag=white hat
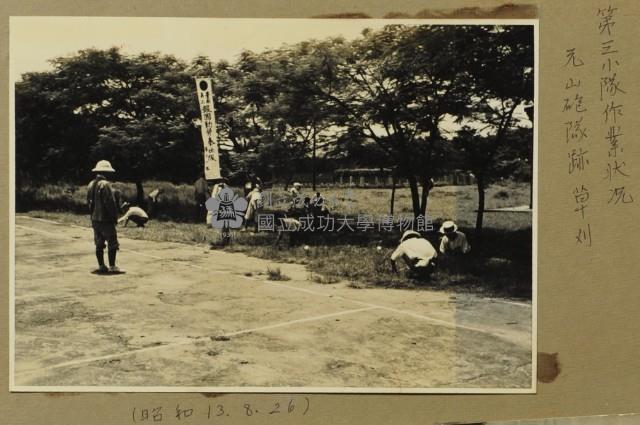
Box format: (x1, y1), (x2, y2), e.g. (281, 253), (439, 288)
(439, 220), (458, 234)
(293, 182), (302, 188)
(400, 230), (421, 243)
(92, 160), (115, 173)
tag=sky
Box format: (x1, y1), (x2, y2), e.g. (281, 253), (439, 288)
(10, 17), (534, 131)
(10, 17), (412, 79)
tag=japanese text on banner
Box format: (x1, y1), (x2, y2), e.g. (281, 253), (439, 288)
(195, 77), (221, 180)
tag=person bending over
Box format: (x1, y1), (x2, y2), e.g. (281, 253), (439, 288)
(390, 230), (437, 279)
(118, 202), (149, 228)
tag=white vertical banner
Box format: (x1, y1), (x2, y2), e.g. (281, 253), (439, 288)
(195, 77), (221, 180)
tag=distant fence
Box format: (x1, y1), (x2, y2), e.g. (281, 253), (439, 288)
(289, 169), (476, 188)
(437, 171), (476, 186)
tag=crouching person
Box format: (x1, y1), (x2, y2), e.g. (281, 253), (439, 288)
(438, 220), (471, 255)
(118, 202), (149, 228)
(390, 230), (437, 280)
(87, 160), (122, 274)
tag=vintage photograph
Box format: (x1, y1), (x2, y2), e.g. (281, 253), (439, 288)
(10, 17), (537, 392)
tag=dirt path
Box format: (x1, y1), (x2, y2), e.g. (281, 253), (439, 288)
(13, 215), (532, 391)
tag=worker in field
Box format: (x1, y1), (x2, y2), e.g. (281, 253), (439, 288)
(118, 202), (149, 228)
(211, 178), (228, 199)
(87, 160), (122, 274)
(302, 196), (312, 215)
(390, 230), (437, 279)
(311, 191), (327, 217)
(243, 180), (253, 197)
(194, 176), (209, 221)
(244, 184), (264, 232)
(206, 178), (228, 225)
(290, 182), (302, 196)
(146, 187), (163, 217)
(438, 220), (471, 255)
(289, 182), (303, 210)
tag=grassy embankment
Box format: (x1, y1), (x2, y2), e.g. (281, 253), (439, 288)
(17, 181), (533, 299)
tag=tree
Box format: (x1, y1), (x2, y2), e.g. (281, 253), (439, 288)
(284, 26), (487, 218)
(15, 24), (534, 222)
(89, 51), (200, 204)
(457, 25), (534, 237)
(15, 70), (96, 184)
(271, 42), (346, 190)
(15, 48), (203, 204)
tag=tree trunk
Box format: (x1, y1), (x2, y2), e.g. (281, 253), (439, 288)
(135, 180), (145, 208)
(407, 174), (421, 219)
(419, 176), (431, 216)
(475, 175), (486, 238)
(311, 134), (317, 192)
(389, 173), (397, 216)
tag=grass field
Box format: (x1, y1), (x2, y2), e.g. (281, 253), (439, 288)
(17, 180), (532, 229)
(17, 180), (533, 299)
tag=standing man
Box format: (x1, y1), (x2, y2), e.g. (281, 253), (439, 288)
(194, 176), (209, 221)
(87, 160), (122, 274)
(147, 188), (162, 218)
(311, 191), (325, 216)
(245, 184), (264, 232)
(390, 230), (438, 279)
(243, 180), (253, 197)
(207, 178), (227, 225)
(289, 182), (303, 210)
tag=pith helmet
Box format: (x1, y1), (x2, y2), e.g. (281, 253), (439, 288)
(92, 160), (115, 173)
(400, 230), (422, 243)
(439, 220), (458, 234)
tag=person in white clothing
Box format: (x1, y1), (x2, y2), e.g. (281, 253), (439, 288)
(244, 185), (264, 231)
(206, 180), (227, 225)
(390, 230), (438, 278)
(146, 188), (162, 217)
(289, 182), (303, 210)
(118, 203), (149, 228)
(438, 220), (471, 255)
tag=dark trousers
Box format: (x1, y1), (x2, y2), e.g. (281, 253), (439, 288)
(92, 221), (119, 251)
(128, 215), (149, 227)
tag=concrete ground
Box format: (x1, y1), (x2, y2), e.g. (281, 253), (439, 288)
(13, 215), (532, 391)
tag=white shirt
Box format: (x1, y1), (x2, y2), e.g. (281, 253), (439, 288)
(148, 189), (160, 202)
(439, 231), (471, 254)
(211, 183), (225, 199)
(245, 189), (264, 220)
(248, 189), (263, 205)
(391, 238), (437, 267)
(118, 206), (148, 222)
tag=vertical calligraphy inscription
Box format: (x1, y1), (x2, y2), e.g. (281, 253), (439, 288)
(563, 45), (592, 246)
(597, 5), (634, 207)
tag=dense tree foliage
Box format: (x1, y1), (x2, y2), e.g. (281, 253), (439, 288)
(15, 24), (533, 228)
